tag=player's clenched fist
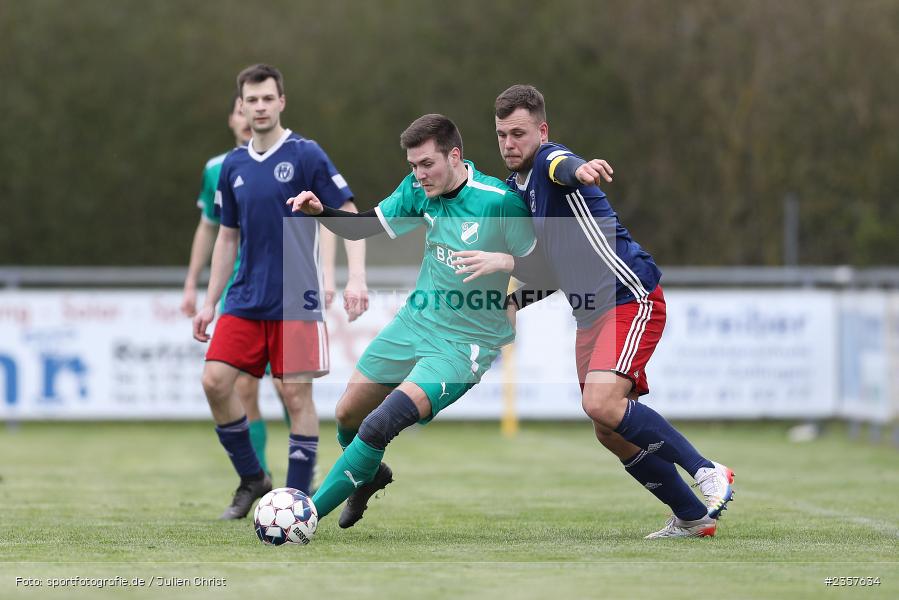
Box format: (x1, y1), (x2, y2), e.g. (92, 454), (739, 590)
(286, 190), (324, 215)
(575, 159), (614, 186)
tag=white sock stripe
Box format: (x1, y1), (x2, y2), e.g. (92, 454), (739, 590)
(216, 421), (249, 433)
(624, 450), (648, 468)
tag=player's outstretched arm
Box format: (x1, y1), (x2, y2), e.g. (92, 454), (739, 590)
(286, 192), (386, 241)
(452, 250), (515, 283)
(549, 156), (614, 187)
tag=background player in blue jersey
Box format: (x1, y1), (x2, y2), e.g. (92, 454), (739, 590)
(181, 92), (300, 478)
(192, 64), (368, 519)
(458, 84), (735, 538)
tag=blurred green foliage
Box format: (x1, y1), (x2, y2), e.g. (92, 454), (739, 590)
(1, 0), (897, 266)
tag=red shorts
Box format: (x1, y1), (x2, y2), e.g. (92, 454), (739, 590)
(206, 314), (329, 378)
(575, 285), (666, 396)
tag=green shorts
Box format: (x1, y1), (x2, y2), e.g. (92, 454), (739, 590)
(355, 312), (500, 422)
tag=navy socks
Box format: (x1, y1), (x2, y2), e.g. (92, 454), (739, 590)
(615, 400), (714, 476)
(215, 415), (263, 478)
(622, 449), (708, 521)
(286, 434), (318, 494)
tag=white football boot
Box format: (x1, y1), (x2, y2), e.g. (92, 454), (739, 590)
(644, 515), (717, 539)
(693, 461), (735, 519)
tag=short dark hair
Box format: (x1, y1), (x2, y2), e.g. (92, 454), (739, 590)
(229, 91), (240, 116)
(494, 84), (546, 122)
(400, 113), (463, 157)
(236, 64), (284, 97)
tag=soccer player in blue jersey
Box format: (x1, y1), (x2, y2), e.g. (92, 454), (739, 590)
(192, 64), (369, 519)
(181, 92), (300, 478)
(459, 84), (735, 538)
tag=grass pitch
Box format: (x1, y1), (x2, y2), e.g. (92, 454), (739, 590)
(1, 420), (897, 599)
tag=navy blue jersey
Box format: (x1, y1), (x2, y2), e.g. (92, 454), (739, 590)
(507, 142), (661, 327)
(215, 129), (352, 320)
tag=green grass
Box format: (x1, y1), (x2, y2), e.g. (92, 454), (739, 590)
(1, 421), (897, 599)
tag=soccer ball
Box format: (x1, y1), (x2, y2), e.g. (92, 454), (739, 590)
(253, 487), (318, 545)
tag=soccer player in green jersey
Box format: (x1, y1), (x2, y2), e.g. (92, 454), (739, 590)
(286, 114), (536, 526)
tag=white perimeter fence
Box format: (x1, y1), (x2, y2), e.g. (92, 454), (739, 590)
(0, 267), (897, 443)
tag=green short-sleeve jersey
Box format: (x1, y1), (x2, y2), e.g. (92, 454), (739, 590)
(197, 152), (228, 224)
(374, 161), (537, 348)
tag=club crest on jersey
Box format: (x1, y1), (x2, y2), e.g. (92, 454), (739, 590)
(461, 221), (479, 245)
(274, 161), (294, 183)
(529, 189), (536, 212)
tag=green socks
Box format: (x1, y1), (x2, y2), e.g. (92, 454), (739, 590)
(312, 437), (383, 518)
(248, 419), (270, 475)
(336, 424), (357, 450)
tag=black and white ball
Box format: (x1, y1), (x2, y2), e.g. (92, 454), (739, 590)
(253, 487), (317, 545)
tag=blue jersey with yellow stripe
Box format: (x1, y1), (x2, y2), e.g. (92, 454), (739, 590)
(507, 142), (661, 327)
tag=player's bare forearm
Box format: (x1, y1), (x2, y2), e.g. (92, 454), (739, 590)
(338, 202), (367, 281)
(344, 238), (366, 281)
(184, 220), (218, 289)
(203, 225), (239, 310)
(194, 226), (237, 342)
(343, 239), (368, 321)
(182, 220), (218, 317)
(338, 201), (369, 320)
